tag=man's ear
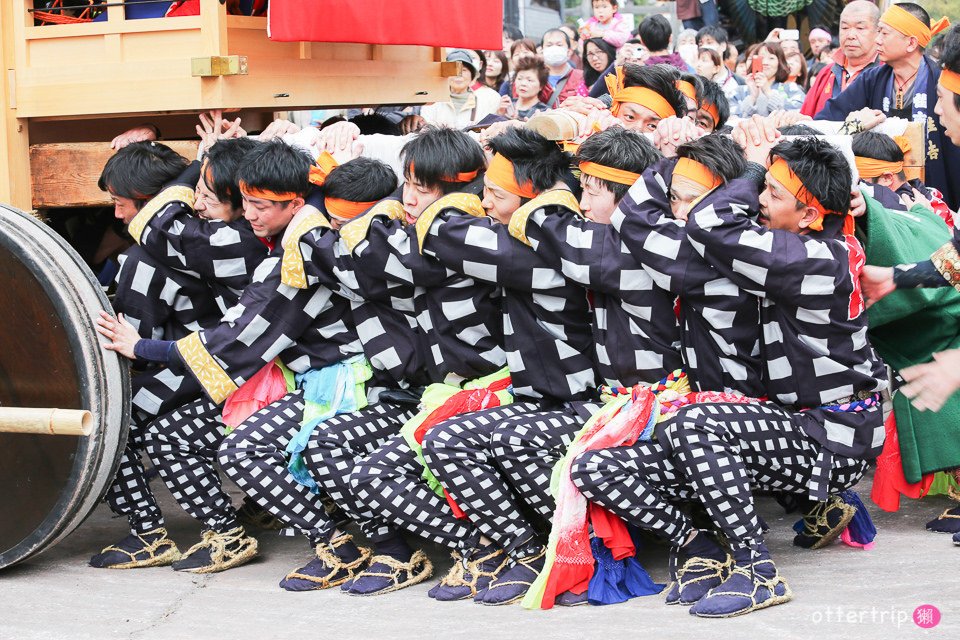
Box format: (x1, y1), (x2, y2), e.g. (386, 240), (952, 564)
(878, 172), (895, 188)
(797, 204), (822, 230)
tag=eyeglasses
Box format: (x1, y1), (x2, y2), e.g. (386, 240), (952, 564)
(586, 50), (607, 59)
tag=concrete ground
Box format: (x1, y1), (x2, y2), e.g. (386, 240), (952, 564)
(0, 471), (956, 640)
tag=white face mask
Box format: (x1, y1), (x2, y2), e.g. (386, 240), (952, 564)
(678, 43), (698, 64)
(542, 45), (569, 67)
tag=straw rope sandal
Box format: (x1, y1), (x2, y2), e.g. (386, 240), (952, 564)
(345, 549), (433, 596)
(926, 507), (960, 534)
(281, 534), (372, 591)
(479, 548), (546, 606)
(665, 553), (734, 606)
(793, 495), (857, 549)
(172, 526), (258, 574)
(428, 546), (509, 601)
(89, 527), (181, 569)
(689, 560), (793, 618)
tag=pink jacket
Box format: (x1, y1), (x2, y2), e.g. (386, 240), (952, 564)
(583, 13), (632, 49)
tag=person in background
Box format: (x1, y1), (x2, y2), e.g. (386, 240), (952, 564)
(503, 23), (523, 56)
(802, 0), (880, 117)
(677, 28), (700, 68)
(739, 41), (806, 116)
(808, 26), (834, 66)
(541, 28), (589, 107)
(420, 49), (501, 128)
(617, 38), (648, 67)
(786, 51), (810, 90)
(580, 0), (632, 49)
(696, 46), (748, 113)
(584, 36), (619, 93)
(500, 38), (539, 96)
(481, 50), (510, 92)
(639, 14), (690, 71)
(559, 24), (583, 69)
(497, 56), (550, 121)
(676, 0), (720, 30)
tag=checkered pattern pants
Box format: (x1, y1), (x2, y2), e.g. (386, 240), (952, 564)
(104, 370), (202, 535)
(143, 397), (239, 533)
(351, 432), (482, 551)
(419, 402), (545, 557)
(304, 402), (417, 542)
(572, 401), (870, 551)
(217, 390), (344, 544)
(489, 402), (601, 524)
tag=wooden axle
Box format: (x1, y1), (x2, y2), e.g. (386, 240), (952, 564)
(0, 407), (92, 436)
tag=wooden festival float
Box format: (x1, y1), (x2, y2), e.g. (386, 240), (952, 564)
(0, 0), (501, 569)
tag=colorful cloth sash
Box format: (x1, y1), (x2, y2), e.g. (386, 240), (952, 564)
(399, 367), (513, 517)
(221, 360), (294, 433)
(285, 355), (372, 493)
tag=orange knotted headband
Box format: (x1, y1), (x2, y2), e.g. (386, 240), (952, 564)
(408, 162), (479, 184)
(605, 67), (677, 119)
(579, 161), (641, 186)
(325, 197), (376, 221)
(940, 68), (960, 95)
(854, 135), (911, 178)
(673, 157), (722, 190)
(881, 5), (950, 47)
(676, 80), (698, 103)
(769, 157), (838, 231)
(702, 102), (720, 128)
(486, 154), (538, 199)
(239, 181), (298, 202)
(308, 151), (340, 187)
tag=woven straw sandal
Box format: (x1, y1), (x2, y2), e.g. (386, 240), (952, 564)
(429, 546), (509, 601)
(690, 561), (793, 618)
(90, 527), (181, 569)
(794, 495), (857, 549)
(926, 507), (960, 534)
(346, 549), (433, 596)
(172, 526), (258, 574)
(665, 554), (734, 605)
(479, 548), (546, 606)
(282, 534), (372, 590)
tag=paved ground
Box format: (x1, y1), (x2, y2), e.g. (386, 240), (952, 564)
(0, 470), (956, 640)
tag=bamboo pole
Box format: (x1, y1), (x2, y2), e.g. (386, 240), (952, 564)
(0, 408), (93, 436)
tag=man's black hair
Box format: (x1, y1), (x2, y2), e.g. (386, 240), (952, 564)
(235, 139), (312, 201)
(696, 25), (729, 47)
(324, 157), (397, 204)
(503, 23), (523, 42)
(622, 62), (687, 117)
(542, 28), (571, 48)
(895, 3), (931, 29)
(637, 14), (672, 52)
(401, 125), (486, 194)
(99, 141), (189, 207)
(940, 24), (960, 109)
(350, 113), (402, 136)
(486, 127), (571, 195)
(852, 131), (908, 180)
(769, 138), (852, 216)
(697, 77), (730, 130)
(577, 126), (662, 202)
(778, 124), (820, 135)
(676, 133), (746, 184)
(203, 137), (260, 210)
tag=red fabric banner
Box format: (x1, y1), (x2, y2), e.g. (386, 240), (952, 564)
(268, 0), (503, 49)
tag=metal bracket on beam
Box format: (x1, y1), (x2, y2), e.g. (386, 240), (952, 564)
(191, 56), (249, 77)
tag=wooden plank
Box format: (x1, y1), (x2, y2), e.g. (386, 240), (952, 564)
(30, 141), (199, 208)
(1, 1), (31, 211)
(903, 121), (925, 182)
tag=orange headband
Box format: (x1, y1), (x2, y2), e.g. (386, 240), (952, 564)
(408, 162), (479, 184)
(200, 157), (215, 189)
(769, 157), (836, 231)
(881, 5), (950, 47)
(854, 157), (904, 178)
(578, 161), (641, 186)
(703, 102), (720, 128)
(605, 67), (676, 119)
(325, 197), (376, 221)
(940, 68), (960, 95)
(486, 154), (538, 199)
(673, 157), (722, 190)
(239, 180), (298, 202)
(676, 80), (698, 102)
(308, 151), (340, 187)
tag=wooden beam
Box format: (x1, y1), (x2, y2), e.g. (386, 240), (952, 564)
(1, 0), (31, 211)
(30, 141), (199, 208)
